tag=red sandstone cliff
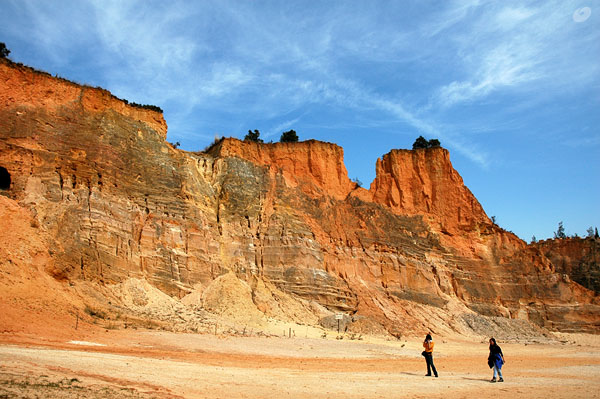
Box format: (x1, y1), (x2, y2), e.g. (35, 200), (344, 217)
(0, 60), (167, 139)
(209, 138), (355, 200)
(1, 58), (598, 336)
(370, 149), (488, 233)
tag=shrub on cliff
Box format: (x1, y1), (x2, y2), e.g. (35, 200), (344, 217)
(280, 129), (299, 143)
(129, 102), (163, 113)
(587, 227), (595, 238)
(0, 42), (10, 59)
(554, 221), (566, 239)
(244, 129), (263, 143)
(412, 136), (441, 149)
(412, 136), (429, 149)
(428, 138), (441, 148)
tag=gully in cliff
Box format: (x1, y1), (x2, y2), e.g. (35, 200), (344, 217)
(488, 337), (505, 382)
(422, 333), (439, 377)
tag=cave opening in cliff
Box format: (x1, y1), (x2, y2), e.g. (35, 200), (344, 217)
(0, 167), (10, 190)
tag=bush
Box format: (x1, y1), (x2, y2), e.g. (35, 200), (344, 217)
(0, 42), (10, 59)
(412, 136), (429, 149)
(586, 226), (595, 238)
(554, 221), (566, 239)
(280, 129), (299, 142)
(244, 129), (263, 143)
(129, 102), (163, 113)
(428, 138), (441, 148)
(202, 136), (224, 152)
(412, 136), (442, 149)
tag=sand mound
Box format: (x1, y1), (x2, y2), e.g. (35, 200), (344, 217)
(251, 278), (324, 325)
(106, 275), (327, 334)
(106, 278), (213, 333)
(199, 273), (266, 327)
(111, 278), (181, 313)
(460, 313), (553, 342)
(180, 283), (204, 309)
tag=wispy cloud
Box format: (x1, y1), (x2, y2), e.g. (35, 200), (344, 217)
(422, 0), (482, 38)
(564, 134), (600, 148)
(435, 2), (599, 107)
(264, 117), (302, 139)
(278, 75), (492, 167)
(438, 42), (542, 107)
(370, 96), (490, 167)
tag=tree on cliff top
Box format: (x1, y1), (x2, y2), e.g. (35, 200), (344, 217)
(280, 129), (299, 143)
(554, 221), (566, 239)
(587, 226), (595, 238)
(428, 138), (441, 148)
(0, 43), (10, 59)
(412, 136), (441, 149)
(244, 129), (263, 143)
(412, 136), (429, 149)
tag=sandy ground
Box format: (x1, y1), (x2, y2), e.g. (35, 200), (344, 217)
(1, 327), (599, 399)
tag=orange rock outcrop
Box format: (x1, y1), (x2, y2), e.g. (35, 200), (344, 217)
(0, 60), (167, 139)
(370, 148), (488, 233)
(210, 138), (355, 200)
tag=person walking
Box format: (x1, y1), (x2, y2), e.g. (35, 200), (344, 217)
(422, 333), (438, 377)
(488, 337), (505, 382)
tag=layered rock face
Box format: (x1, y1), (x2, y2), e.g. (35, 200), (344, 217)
(370, 150), (490, 243)
(534, 238), (600, 293)
(1, 58), (598, 334)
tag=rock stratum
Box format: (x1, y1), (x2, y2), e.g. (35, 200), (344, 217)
(1, 58), (598, 337)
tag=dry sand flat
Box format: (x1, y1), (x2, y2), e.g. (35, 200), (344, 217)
(1, 330), (600, 399)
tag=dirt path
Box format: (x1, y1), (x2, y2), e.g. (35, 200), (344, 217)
(1, 330), (599, 398)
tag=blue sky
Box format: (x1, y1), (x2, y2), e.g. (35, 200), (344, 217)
(1, 0), (599, 242)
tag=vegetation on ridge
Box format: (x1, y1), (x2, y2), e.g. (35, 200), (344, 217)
(551, 221), (599, 240)
(0, 42), (10, 59)
(244, 129), (263, 143)
(412, 136), (441, 149)
(280, 129), (299, 142)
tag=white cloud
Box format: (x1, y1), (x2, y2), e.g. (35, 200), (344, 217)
(423, 0), (482, 38)
(438, 43), (542, 106)
(494, 6), (536, 29)
(264, 117), (302, 139)
(201, 64), (252, 97)
(370, 97), (490, 167)
(435, 1), (599, 108)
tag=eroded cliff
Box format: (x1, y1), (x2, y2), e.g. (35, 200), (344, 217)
(1, 58), (598, 336)
(534, 237), (600, 293)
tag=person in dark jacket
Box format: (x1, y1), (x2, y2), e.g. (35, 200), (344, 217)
(488, 337), (505, 382)
(422, 333), (438, 377)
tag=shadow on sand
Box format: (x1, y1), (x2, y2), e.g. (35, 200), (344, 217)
(461, 377), (492, 382)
